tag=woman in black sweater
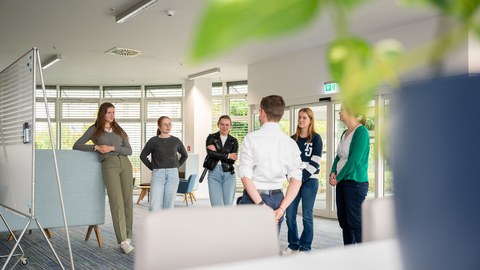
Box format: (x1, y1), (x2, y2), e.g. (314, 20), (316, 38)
(140, 116), (188, 211)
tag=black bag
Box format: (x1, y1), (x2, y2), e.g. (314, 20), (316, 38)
(202, 156), (217, 171)
(199, 156), (217, 183)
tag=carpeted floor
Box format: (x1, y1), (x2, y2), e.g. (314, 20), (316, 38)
(0, 194), (342, 269)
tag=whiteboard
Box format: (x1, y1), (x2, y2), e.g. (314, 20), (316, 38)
(0, 49), (35, 217)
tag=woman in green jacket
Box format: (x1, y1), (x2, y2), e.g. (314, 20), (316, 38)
(329, 104), (370, 245)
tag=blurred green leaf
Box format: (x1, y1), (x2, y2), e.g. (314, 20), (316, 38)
(328, 37), (404, 114)
(328, 37), (378, 114)
(374, 39), (404, 86)
(329, 0), (370, 10)
(190, 0), (321, 62)
(473, 8), (480, 40)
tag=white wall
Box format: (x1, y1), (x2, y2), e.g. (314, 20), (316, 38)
(248, 16), (470, 106)
(184, 78), (212, 198)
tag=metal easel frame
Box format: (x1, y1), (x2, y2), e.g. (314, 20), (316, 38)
(0, 48), (75, 270)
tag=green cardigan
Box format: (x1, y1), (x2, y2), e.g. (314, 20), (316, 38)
(331, 125), (370, 182)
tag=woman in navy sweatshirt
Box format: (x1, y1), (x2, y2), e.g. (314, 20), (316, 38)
(282, 107), (323, 255)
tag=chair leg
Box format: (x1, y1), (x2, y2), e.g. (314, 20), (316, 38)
(191, 191), (197, 201)
(189, 193), (194, 204)
(137, 189), (146, 204)
(85, 225), (103, 248)
(94, 225), (103, 248)
(184, 194), (188, 206)
(7, 232), (15, 241)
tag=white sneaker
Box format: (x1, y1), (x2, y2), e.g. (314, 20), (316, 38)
(280, 247), (299, 256)
(120, 241), (134, 254)
(298, 251), (309, 255)
(125, 238), (131, 245)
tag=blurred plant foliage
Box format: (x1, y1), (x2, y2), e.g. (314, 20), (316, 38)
(190, 0), (480, 114)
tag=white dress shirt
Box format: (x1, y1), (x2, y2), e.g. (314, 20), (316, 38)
(238, 122), (303, 190)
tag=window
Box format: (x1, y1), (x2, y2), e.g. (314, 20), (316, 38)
(212, 82), (223, 96)
(227, 81), (248, 94)
(35, 85), (57, 149)
(211, 82), (224, 130)
(145, 85), (183, 142)
(36, 85), (57, 98)
(61, 102), (98, 119)
(33, 83), (187, 187)
(60, 86), (100, 98)
(35, 122), (57, 149)
(145, 85), (183, 98)
(120, 123), (142, 185)
(103, 86), (141, 98)
(146, 101), (182, 119)
(253, 111), (290, 135)
(36, 101), (56, 119)
(60, 122), (93, 149)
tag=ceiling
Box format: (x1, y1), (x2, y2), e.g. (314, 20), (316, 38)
(0, 0), (437, 86)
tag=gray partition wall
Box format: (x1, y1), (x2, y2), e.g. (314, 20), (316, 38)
(0, 49), (35, 217)
(0, 150), (105, 232)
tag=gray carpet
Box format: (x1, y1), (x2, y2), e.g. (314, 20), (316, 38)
(0, 194), (342, 269)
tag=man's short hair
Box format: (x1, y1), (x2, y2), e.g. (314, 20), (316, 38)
(260, 95), (285, 122)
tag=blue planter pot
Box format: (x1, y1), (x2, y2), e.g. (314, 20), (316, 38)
(392, 74), (480, 270)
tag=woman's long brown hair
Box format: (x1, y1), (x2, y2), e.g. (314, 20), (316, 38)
(92, 102), (128, 140)
(293, 107), (315, 143)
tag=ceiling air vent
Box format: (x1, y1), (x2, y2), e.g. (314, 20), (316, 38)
(105, 47), (142, 57)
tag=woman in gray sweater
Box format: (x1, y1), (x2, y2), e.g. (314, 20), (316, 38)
(73, 102), (134, 255)
(140, 116), (188, 211)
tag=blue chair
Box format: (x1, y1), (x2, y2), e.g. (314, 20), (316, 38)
(177, 174), (197, 206)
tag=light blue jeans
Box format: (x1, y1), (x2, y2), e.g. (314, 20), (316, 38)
(208, 164), (236, 206)
(150, 168), (179, 212)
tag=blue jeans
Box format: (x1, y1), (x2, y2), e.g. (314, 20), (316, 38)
(336, 180), (368, 245)
(285, 178), (319, 251)
(238, 189), (284, 233)
(150, 168), (179, 212)
(208, 164), (236, 206)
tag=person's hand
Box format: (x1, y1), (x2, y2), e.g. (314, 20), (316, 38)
(97, 145), (114, 154)
(274, 207), (285, 222)
(229, 153), (238, 160)
(329, 173), (338, 186)
(207, 145), (216, 151)
(329, 178), (338, 186)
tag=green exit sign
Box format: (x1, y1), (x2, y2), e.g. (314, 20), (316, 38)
(324, 82), (338, 92)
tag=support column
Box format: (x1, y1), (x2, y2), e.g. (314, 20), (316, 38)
(469, 31), (480, 73)
(184, 78), (212, 198)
